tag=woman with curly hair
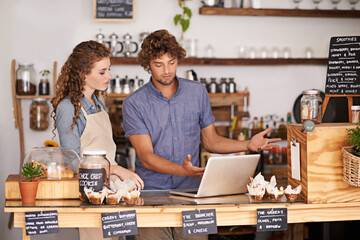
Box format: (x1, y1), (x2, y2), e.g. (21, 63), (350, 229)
(51, 41), (143, 183)
(52, 40), (143, 239)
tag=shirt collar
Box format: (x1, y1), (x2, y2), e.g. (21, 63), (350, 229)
(148, 76), (183, 99)
(81, 94), (102, 111)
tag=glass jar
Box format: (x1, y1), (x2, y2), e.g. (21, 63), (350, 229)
(301, 89), (322, 124)
(29, 99), (49, 131)
(351, 105), (360, 123)
(16, 63), (37, 95)
(79, 150), (110, 201)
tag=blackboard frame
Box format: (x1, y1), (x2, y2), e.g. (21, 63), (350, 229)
(94, 0), (135, 22)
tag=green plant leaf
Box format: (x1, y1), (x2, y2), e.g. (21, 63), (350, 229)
(180, 18), (190, 32)
(21, 162), (44, 181)
(183, 7), (192, 18)
(174, 14), (182, 25)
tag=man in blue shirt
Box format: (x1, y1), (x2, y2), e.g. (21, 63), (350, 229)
(123, 29), (280, 240)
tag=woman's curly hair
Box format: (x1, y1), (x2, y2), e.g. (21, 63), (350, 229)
(51, 40), (110, 136)
(137, 29), (186, 73)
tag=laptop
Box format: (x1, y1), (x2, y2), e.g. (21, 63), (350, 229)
(169, 154), (260, 198)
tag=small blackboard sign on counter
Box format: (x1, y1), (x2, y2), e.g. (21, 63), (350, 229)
(101, 210), (138, 238)
(25, 210), (59, 236)
(325, 36), (360, 95)
(182, 209), (217, 236)
(94, 0), (135, 21)
(257, 208), (287, 232)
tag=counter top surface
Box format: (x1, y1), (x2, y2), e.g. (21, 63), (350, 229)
(5, 190), (304, 208)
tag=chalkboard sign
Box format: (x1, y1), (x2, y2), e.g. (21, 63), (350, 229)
(79, 168), (104, 193)
(325, 36), (360, 95)
(257, 208), (287, 232)
(101, 210), (138, 238)
(94, 0), (135, 21)
(182, 209), (217, 236)
(25, 210), (59, 236)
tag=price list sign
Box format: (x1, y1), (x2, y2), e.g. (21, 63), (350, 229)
(326, 36), (360, 95)
(182, 209), (217, 237)
(257, 208), (287, 232)
(25, 210), (59, 236)
(101, 210), (138, 238)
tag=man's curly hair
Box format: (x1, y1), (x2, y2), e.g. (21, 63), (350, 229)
(51, 40), (110, 136)
(137, 29), (186, 72)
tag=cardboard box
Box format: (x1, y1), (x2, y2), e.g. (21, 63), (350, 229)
(287, 123), (359, 203)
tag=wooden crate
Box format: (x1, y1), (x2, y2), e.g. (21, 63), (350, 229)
(287, 123), (359, 204)
(5, 174), (79, 200)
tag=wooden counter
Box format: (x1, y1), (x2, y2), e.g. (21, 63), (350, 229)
(5, 191), (360, 240)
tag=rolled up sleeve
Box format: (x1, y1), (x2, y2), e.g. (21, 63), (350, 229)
(56, 102), (81, 156)
(122, 99), (150, 138)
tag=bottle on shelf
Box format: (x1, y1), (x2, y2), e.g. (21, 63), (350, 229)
(200, 78), (208, 91)
(114, 75), (121, 94)
(287, 112), (292, 123)
(228, 77), (236, 93)
(240, 95), (250, 121)
(209, 78), (218, 93)
(274, 146), (281, 164)
(220, 78), (227, 93)
(251, 116), (261, 137)
(278, 118), (287, 140)
(281, 147), (287, 164)
(259, 116), (264, 130)
(268, 148), (274, 164)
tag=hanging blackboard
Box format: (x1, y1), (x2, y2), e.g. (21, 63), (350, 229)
(94, 0), (135, 21)
(325, 36), (360, 95)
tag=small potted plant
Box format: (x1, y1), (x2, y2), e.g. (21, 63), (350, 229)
(19, 162), (44, 204)
(39, 69), (50, 95)
(346, 122), (360, 157)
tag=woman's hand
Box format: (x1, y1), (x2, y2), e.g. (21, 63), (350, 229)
(111, 165), (144, 190)
(247, 127), (281, 152)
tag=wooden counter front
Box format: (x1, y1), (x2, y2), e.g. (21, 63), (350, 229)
(287, 123), (360, 204)
(5, 197), (360, 240)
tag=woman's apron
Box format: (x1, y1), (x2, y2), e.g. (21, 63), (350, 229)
(78, 105), (120, 240)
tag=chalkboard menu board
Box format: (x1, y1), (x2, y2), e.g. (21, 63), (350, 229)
(182, 209), (217, 236)
(325, 36), (360, 95)
(25, 211), (59, 236)
(101, 210), (138, 238)
(94, 0), (135, 21)
(257, 208), (287, 232)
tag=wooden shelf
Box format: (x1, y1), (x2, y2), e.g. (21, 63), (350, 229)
(199, 7), (360, 18)
(111, 57), (327, 66)
(16, 95), (53, 99)
(11, 60), (57, 164)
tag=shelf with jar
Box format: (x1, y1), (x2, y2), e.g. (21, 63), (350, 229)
(198, 7), (360, 18)
(11, 59), (57, 163)
(110, 57), (327, 66)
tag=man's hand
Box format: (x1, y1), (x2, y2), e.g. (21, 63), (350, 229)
(247, 127), (281, 152)
(182, 154), (205, 178)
